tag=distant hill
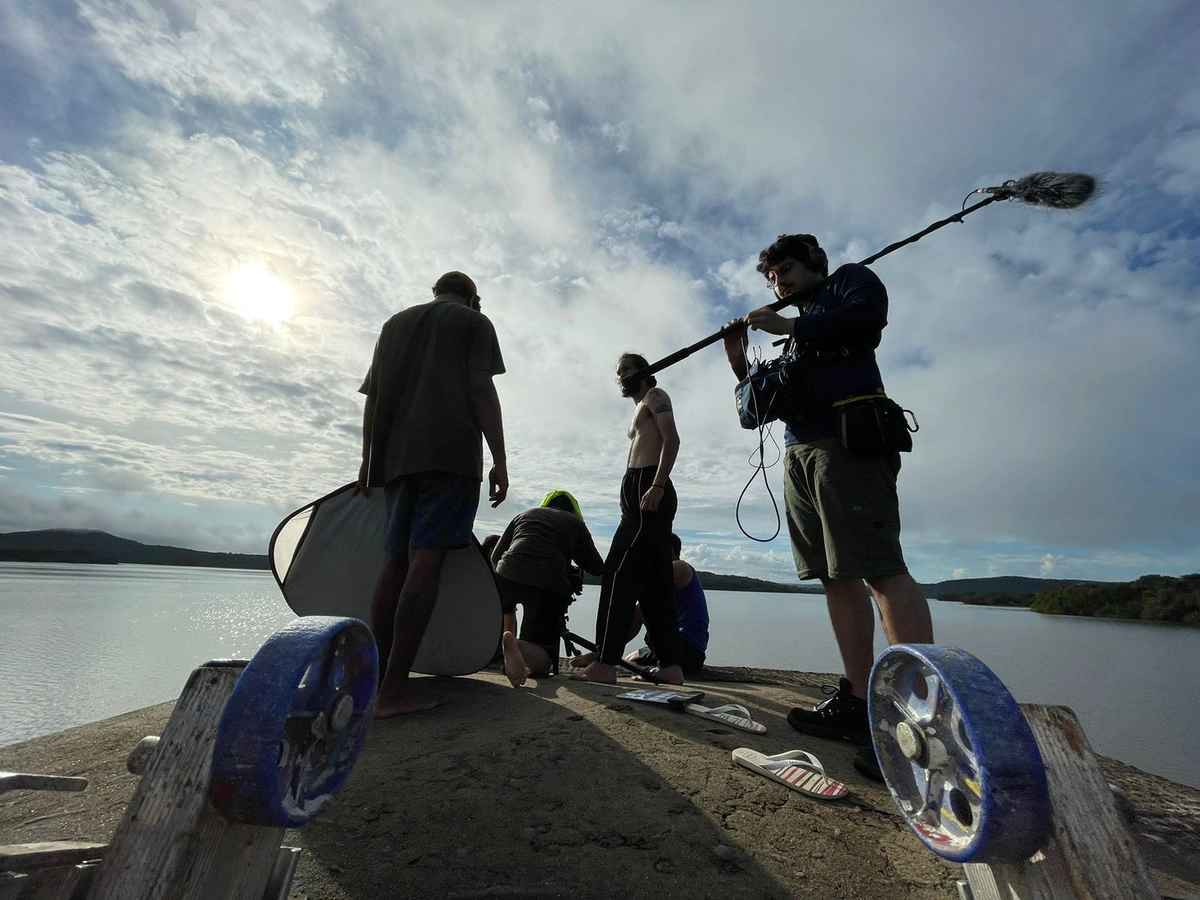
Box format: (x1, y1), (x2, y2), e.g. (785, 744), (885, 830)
(0, 529), (1125, 604)
(1032, 574), (1200, 626)
(921, 575), (1092, 600)
(578, 569), (820, 593)
(10, 528), (1190, 626)
(0, 529), (269, 570)
(696, 571), (824, 593)
(582, 571), (1080, 597)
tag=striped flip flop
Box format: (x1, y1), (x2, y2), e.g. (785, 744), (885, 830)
(732, 748), (849, 800)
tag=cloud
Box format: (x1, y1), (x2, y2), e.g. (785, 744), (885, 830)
(78, 0), (358, 107)
(0, 480), (269, 553)
(1, 1), (1198, 583)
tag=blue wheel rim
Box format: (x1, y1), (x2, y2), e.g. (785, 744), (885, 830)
(211, 616), (378, 827)
(868, 644), (1051, 863)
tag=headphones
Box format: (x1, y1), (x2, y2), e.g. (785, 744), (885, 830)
(765, 234), (828, 277)
(800, 241), (828, 275)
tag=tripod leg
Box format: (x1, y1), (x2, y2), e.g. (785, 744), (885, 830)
(561, 630), (659, 684)
(561, 618), (580, 659)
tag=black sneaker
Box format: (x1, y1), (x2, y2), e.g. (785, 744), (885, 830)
(786, 677), (872, 746)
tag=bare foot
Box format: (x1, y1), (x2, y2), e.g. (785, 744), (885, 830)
(501, 631), (529, 688)
(568, 651), (596, 669)
(632, 665), (684, 686)
(570, 660), (617, 684)
(373, 692), (442, 718)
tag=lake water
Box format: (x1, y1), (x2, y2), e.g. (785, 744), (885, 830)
(2, 562), (1197, 789)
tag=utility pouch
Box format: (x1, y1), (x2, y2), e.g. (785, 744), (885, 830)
(734, 356), (808, 430)
(835, 395), (917, 454)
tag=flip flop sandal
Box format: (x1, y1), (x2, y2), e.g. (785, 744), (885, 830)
(732, 748), (849, 800)
(618, 690), (765, 733)
(684, 703), (768, 734)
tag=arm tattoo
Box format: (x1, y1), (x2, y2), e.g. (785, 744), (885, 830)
(647, 389), (673, 416)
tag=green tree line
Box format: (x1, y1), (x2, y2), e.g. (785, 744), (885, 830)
(1030, 574), (1200, 625)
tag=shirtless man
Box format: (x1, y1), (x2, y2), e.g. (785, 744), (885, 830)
(571, 353), (685, 685)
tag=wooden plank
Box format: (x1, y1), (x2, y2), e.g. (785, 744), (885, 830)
(262, 848), (301, 900)
(0, 845), (105, 873)
(1024, 705), (1159, 899)
(186, 823), (285, 900)
(0, 864), (93, 900)
(963, 849), (1074, 899)
(0, 776), (87, 796)
(83, 664), (244, 900)
(961, 704), (1160, 900)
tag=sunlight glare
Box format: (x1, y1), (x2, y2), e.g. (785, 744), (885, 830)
(223, 263), (296, 325)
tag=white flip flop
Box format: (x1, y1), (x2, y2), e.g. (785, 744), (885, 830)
(618, 690), (768, 734)
(731, 748), (849, 800)
(684, 703), (768, 734)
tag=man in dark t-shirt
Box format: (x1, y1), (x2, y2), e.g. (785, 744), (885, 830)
(356, 271), (508, 717)
(491, 490), (604, 687)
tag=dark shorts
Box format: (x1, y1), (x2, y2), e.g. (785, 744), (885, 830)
(496, 575), (569, 658)
(384, 472), (480, 561)
(783, 439), (908, 582)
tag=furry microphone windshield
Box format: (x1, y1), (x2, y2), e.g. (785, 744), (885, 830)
(977, 171), (1099, 209)
(624, 168), (1102, 387)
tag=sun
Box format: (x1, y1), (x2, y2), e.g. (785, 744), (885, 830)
(223, 263), (296, 325)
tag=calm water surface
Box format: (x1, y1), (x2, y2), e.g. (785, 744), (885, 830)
(2, 563), (1197, 789)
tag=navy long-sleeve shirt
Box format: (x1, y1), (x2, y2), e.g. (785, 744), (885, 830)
(783, 263), (888, 444)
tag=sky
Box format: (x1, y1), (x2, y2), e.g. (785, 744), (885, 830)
(1, 1), (1198, 585)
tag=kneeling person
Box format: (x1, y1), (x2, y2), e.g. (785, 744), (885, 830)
(625, 534), (709, 675)
(491, 490), (604, 687)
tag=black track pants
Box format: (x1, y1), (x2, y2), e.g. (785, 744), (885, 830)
(595, 467), (681, 667)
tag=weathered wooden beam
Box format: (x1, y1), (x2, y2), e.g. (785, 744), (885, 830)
(83, 663), (245, 900)
(0, 863), (95, 900)
(0, 776), (87, 797)
(0, 845), (105, 873)
(960, 704), (1160, 900)
(81, 660), (300, 900)
(185, 824), (285, 900)
(262, 848), (301, 900)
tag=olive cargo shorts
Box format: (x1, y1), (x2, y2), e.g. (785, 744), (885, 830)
(783, 439), (909, 582)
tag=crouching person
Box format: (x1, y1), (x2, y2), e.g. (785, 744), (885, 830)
(491, 490), (604, 686)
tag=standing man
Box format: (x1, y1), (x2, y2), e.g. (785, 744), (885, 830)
(571, 353), (684, 686)
(723, 234), (932, 759)
(357, 271), (507, 717)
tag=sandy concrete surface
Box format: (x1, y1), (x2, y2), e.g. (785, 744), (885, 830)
(2, 666), (1197, 899)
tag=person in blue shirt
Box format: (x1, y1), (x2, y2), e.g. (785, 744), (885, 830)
(624, 534), (710, 675)
(723, 233), (932, 777)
